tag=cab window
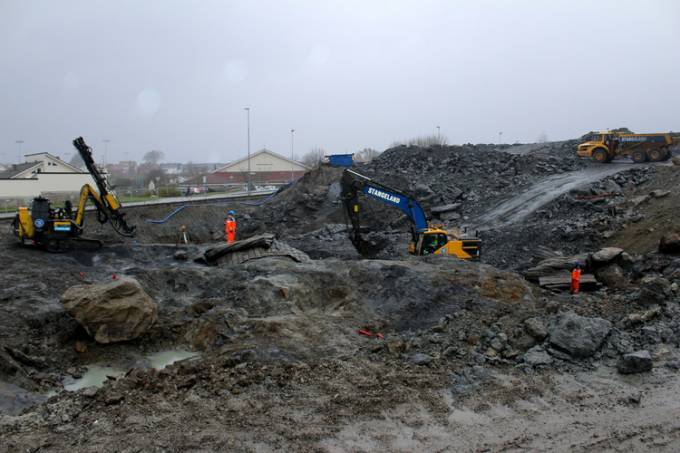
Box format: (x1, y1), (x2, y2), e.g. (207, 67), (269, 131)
(421, 233), (448, 254)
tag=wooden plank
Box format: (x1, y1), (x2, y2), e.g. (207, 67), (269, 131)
(538, 273), (598, 290)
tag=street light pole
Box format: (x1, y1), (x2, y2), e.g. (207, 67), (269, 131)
(102, 139), (111, 166)
(290, 129), (295, 183)
(244, 107), (251, 194)
(15, 140), (24, 163)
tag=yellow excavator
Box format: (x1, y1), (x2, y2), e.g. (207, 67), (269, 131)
(340, 169), (481, 259)
(13, 137), (135, 251)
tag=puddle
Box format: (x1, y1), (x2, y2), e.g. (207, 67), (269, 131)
(147, 349), (200, 370)
(63, 365), (125, 391)
(62, 349), (200, 392)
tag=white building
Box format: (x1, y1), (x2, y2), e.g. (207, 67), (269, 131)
(0, 153), (97, 199)
(189, 149), (309, 188)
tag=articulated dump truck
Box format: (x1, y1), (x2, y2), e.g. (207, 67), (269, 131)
(577, 131), (676, 163)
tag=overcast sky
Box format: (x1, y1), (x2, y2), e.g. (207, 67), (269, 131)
(1, 0), (678, 164)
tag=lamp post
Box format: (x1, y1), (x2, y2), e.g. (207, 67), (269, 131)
(15, 140), (24, 163)
(244, 107), (251, 194)
(290, 129), (295, 183)
(102, 139), (111, 166)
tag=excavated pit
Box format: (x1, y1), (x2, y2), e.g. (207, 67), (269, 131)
(2, 143), (680, 451)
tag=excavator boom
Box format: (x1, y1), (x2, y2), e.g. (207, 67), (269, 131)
(72, 137), (135, 237)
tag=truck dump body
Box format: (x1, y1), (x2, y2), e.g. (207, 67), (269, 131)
(577, 132), (673, 163)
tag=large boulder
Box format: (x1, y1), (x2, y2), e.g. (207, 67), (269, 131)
(431, 203), (461, 214)
(659, 232), (680, 254)
(591, 247), (623, 264)
(61, 278), (158, 344)
(595, 263), (627, 288)
(524, 254), (588, 280)
(524, 317), (547, 340)
(638, 276), (672, 305)
(548, 312), (612, 358)
(617, 350), (653, 374)
(523, 346), (553, 367)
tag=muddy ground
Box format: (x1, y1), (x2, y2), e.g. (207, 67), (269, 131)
(1, 143), (680, 452)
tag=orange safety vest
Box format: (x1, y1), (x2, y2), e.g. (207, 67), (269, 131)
(571, 268), (581, 294)
(225, 217), (236, 243)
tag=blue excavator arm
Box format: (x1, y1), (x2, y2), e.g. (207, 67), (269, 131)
(341, 169), (428, 255)
(359, 180), (428, 232)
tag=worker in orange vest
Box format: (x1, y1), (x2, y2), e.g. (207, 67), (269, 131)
(570, 262), (582, 295)
(225, 210), (236, 244)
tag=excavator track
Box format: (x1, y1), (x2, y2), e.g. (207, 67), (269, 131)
(45, 237), (103, 253)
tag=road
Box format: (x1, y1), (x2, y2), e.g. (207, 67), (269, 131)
(473, 162), (635, 230)
(0, 189), (275, 220)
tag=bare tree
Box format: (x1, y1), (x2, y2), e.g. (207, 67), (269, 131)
(301, 148), (325, 168)
(355, 148), (381, 162)
(184, 161), (200, 177)
(69, 152), (85, 169)
(392, 134), (448, 147)
(144, 168), (168, 186)
(143, 150), (165, 166)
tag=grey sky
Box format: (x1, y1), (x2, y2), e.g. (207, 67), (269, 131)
(1, 0), (678, 164)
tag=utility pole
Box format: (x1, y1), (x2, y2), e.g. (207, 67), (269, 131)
(102, 139), (111, 166)
(244, 107), (251, 194)
(15, 140), (24, 163)
(290, 129), (295, 183)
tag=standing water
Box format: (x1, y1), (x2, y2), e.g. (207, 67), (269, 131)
(147, 350), (200, 370)
(63, 349), (200, 391)
(63, 365), (125, 391)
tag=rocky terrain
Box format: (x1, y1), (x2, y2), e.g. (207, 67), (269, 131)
(1, 141), (680, 452)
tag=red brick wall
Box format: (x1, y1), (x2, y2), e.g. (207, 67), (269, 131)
(198, 170), (306, 185)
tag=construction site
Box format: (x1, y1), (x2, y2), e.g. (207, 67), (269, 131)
(3, 2), (680, 452)
(0, 132), (679, 451)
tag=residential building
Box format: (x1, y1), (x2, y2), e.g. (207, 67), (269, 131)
(0, 152), (98, 199)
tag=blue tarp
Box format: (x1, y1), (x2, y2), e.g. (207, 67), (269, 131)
(327, 154), (354, 167)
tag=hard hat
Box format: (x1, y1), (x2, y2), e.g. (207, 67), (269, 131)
(228, 210), (236, 216)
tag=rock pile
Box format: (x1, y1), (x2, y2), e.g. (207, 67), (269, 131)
(243, 140), (587, 241)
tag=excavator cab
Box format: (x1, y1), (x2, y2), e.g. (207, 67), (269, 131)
(413, 229), (481, 259)
(416, 231), (448, 255)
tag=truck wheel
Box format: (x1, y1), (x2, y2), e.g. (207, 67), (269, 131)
(648, 148), (664, 162)
(631, 149), (648, 163)
(592, 148), (609, 163)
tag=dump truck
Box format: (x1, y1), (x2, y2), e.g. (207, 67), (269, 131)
(577, 131), (675, 163)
